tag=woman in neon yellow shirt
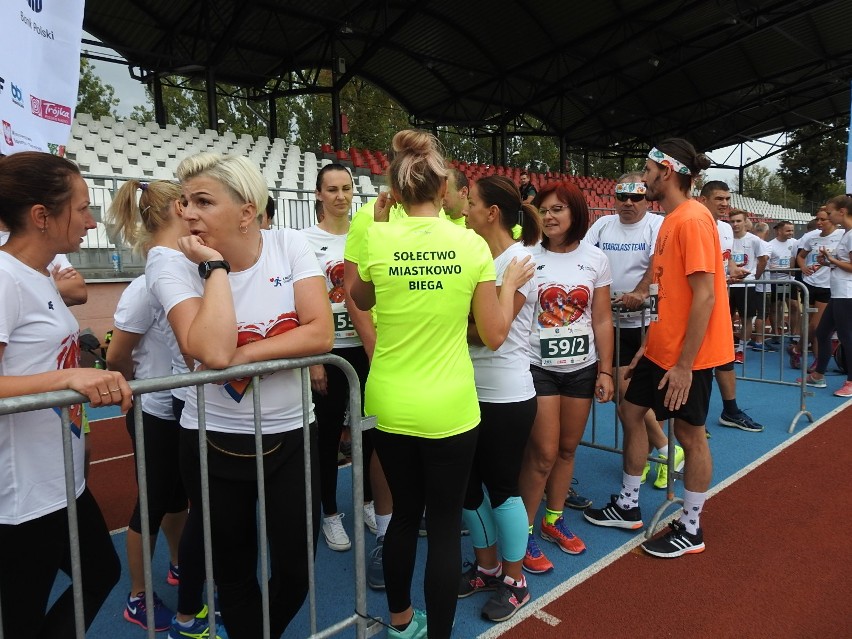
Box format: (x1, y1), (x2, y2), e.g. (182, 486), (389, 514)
(351, 130), (533, 639)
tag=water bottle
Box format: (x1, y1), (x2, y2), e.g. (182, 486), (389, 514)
(111, 248), (121, 273)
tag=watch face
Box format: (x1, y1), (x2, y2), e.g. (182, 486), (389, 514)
(198, 262), (209, 279)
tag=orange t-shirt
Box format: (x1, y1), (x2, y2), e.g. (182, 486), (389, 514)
(645, 200), (733, 370)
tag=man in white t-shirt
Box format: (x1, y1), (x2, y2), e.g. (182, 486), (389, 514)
(756, 221), (801, 348)
(585, 173), (682, 488)
(729, 210), (770, 352)
(695, 182), (764, 433)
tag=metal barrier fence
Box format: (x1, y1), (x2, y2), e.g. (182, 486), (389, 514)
(0, 355), (381, 639)
(578, 278), (815, 533)
(731, 277), (813, 433)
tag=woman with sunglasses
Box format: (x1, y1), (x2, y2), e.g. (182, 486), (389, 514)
(518, 180), (615, 574)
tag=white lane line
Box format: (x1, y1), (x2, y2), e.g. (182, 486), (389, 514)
(477, 401), (849, 638)
(532, 610), (561, 627)
(90, 452), (134, 464)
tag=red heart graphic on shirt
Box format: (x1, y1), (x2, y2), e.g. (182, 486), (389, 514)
(538, 284), (590, 326)
(226, 312), (300, 401)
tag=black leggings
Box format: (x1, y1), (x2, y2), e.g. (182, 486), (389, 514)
(173, 396), (208, 618)
(126, 408), (187, 534)
(464, 398), (537, 510)
(180, 426), (320, 639)
(374, 427), (478, 639)
(313, 346), (371, 514)
(815, 297), (852, 380)
(0, 489), (120, 638)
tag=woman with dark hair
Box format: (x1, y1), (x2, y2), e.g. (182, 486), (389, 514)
(518, 180), (615, 574)
(458, 175), (541, 622)
(156, 152), (333, 638)
(801, 194), (852, 397)
(351, 130), (533, 639)
(301, 163), (377, 552)
(0, 151), (128, 637)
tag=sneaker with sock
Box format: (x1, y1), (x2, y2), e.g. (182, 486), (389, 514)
(367, 535), (385, 590)
(564, 481), (592, 510)
(167, 562), (180, 586)
(583, 495), (643, 529)
(363, 501), (378, 535)
(719, 410), (764, 432)
(168, 605), (227, 639)
(797, 374), (826, 388)
(750, 341), (777, 352)
(653, 445), (685, 489)
(522, 533), (553, 574)
(540, 516), (586, 554)
(124, 591), (173, 631)
(458, 561), (502, 598)
(387, 608), (427, 639)
(481, 577), (530, 622)
(734, 351), (744, 364)
(322, 513), (351, 552)
(641, 520), (705, 558)
(835, 380), (852, 397)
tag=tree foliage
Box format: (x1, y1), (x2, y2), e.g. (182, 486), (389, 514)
(778, 119), (848, 206)
(76, 58), (119, 119)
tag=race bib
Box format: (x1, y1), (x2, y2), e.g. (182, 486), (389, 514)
(648, 283), (659, 322)
(539, 325), (591, 366)
(331, 302), (356, 340)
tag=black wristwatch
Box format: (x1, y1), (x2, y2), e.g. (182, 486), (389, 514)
(198, 260), (231, 279)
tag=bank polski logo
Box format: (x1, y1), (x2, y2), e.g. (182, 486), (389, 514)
(11, 83), (24, 108)
(28, 0), (43, 13)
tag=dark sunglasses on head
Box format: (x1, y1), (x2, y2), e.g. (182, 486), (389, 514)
(615, 193), (645, 202)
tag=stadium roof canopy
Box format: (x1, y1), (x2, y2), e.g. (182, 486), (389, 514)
(83, 0), (852, 160)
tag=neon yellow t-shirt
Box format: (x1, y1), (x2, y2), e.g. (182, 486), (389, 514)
(448, 214), (466, 226)
(358, 216), (495, 438)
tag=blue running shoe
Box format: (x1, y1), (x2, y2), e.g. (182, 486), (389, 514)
(168, 605), (228, 639)
(367, 535), (385, 590)
(124, 591), (173, 632)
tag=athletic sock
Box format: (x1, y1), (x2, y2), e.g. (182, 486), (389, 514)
(616, 472), (642, 510)
(479, 563), (501, 576)
(722, 398), (739, 415)
(678, 489), (706, 535)
(544, 508), (562, 526)
(375, 513), (392, 538)
(129, 593), (142, 603)
(654, 446), (667, 459)
(503, 573), (526, 588)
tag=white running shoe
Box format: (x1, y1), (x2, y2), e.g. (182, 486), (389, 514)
(322, 513), (351, 552)
(363, 501), (378, 535)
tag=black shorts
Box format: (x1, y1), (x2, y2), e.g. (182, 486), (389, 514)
(531, 363), (597, 398)
(623, 356), (714, 427)
(614, 326), (644, 367)
(805, 283), (831, 305)
(729, 286), (758, 319)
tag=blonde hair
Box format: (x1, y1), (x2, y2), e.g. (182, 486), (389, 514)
(177, 152), (267, 222)
(389, 129), (447, 206)
(107, 179), (182, 255)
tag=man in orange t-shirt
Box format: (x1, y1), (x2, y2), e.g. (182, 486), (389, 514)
(585, 138), (732, 559)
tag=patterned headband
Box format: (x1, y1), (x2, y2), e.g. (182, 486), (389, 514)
(648, 148), (691, 175)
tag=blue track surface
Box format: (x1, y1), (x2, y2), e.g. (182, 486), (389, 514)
(64, 352), (849, 638)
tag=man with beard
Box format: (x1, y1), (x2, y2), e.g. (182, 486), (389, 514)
(585, 139), (732, 558)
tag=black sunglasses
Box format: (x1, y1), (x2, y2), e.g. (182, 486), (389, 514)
(615, 193), (645, 202)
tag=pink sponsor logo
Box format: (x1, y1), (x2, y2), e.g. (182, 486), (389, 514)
(30, 96), (72, 125)
(2, 120), (12, 146)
